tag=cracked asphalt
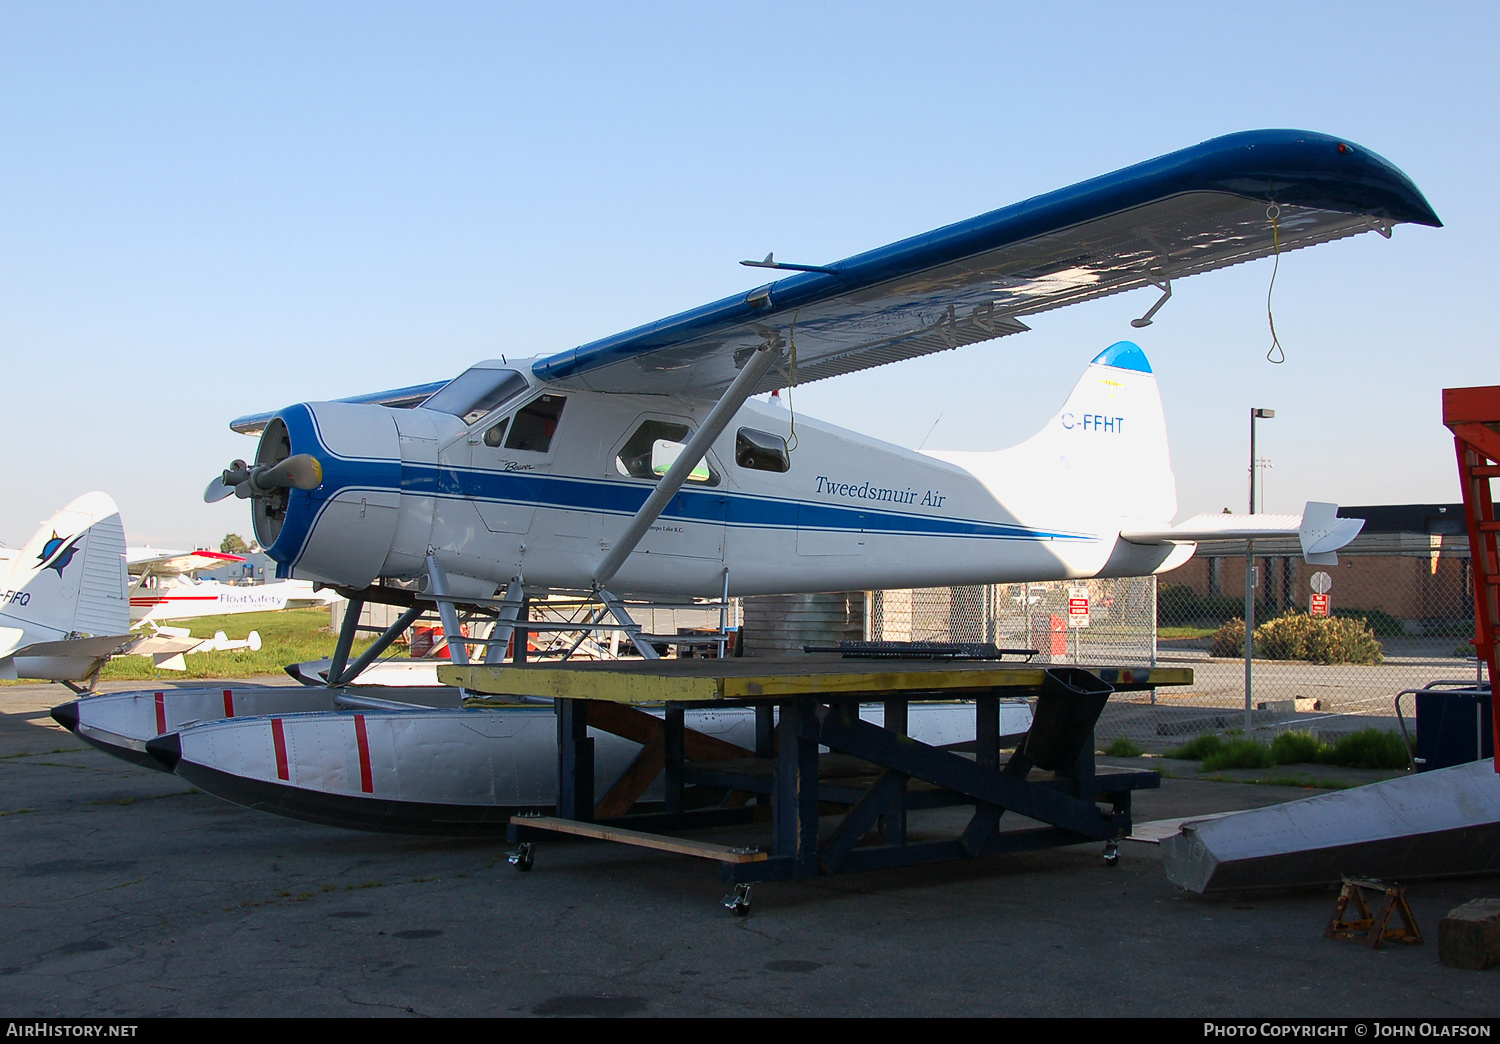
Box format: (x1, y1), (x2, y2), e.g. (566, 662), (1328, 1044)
(1, 683), (1496, 1018)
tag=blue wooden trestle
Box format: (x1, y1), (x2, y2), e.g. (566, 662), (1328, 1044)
(509, 663), (1163, 885)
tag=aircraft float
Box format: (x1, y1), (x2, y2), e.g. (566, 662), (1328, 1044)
(53, 130), (1440, 834)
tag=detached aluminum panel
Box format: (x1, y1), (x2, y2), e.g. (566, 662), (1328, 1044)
(1162, 761), (1500, 893)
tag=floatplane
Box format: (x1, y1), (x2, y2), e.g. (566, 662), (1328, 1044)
(54, 130), (1439, 834)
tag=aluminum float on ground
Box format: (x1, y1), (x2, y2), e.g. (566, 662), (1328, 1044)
(1161, 759), (1500, 894)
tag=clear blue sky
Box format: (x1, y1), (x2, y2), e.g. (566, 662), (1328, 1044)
(1, 2), (1493, 549)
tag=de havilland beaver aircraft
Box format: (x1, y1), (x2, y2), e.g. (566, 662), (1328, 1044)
(55, 130), (1440, 834)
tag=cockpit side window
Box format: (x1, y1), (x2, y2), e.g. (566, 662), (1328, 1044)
(504, 394), (567, 453)
(419, 368), (529, 425)
(482, 418), (508, 447)
(615, 419), (718, 485)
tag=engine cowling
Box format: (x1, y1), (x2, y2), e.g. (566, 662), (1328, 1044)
(253, 403), (404, 587)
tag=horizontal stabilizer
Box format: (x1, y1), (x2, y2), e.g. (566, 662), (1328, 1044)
(1120, 502), (1363, 564)
(1298, 501), (1365, 566)
(9, 635), (138, 659)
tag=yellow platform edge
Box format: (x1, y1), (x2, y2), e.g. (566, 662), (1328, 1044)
(440, 663), (1193, 703)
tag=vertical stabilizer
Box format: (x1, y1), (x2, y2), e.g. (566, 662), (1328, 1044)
(932, 342), (1178, 530)
(0, 493), (129, 644)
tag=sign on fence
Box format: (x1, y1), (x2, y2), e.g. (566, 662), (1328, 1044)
(1068, 587), (1090, 628)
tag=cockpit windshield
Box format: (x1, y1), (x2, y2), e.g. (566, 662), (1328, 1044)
(419, 368), (529, 424)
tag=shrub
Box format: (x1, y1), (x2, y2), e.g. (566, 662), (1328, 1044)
(1165, 734), (1224, 761)
(1332, 607), (1405, 638)
(1323, 728), (1411, 770)
(1201, 739), (1275, 772)
(1270, 731), (1329, 765)
(1208, 612), (1382, 665)
(1255, 612), (1383, 665)
(1157, 586), (1273, 628)
(1102, 737), (1144, 757)
(1157, 584), (1202, 625)
(1210, 618), (1245, 658)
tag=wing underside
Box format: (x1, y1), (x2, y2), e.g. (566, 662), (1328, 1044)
(534, 130), (1438, 397)
(222, 130), (1439, 430)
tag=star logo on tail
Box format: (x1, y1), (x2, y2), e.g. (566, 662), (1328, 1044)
(37, 531), (84, 577)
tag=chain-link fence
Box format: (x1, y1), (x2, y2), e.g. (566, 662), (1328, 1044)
(870, 579), (1157, 665)
(1138, 540), (1484, 751)
(866, 539), (1486, 752)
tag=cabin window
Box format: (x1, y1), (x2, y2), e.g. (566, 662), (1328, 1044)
(504, 394), (567, 453)
(420, 368), (529, 424)
(615, 420), (718, 485)
(482, 418), (508, 448)
(735, 427), (790, 473)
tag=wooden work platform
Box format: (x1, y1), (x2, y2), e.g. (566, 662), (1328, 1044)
(470, 657), (1193, 912)
(440, 656), (1192, 703)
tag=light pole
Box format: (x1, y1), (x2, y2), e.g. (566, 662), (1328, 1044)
(1245, 408), (1274, 734)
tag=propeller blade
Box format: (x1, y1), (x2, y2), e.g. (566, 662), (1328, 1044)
(254, 454), (323, 492)
(203, 477), (236, 503)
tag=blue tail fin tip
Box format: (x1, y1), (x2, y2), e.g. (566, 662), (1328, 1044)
(1091, 341), (1152, 373)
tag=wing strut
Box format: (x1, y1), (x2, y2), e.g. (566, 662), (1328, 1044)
(592, 344), (784, 589)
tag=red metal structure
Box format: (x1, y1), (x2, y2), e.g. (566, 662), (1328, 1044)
(1443, 385), (1500, 771)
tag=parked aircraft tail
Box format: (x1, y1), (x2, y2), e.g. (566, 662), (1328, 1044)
(0, 492), (130, 651)
(932, 340), (1177, 530)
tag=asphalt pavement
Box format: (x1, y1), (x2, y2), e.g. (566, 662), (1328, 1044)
(1, 681), (1496, 1018)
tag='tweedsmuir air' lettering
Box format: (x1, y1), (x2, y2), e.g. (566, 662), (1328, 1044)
(814, 477), (945, 508)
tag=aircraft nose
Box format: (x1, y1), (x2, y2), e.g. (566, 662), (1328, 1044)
(50, 701), (79, 733)
(145, 733), (182, 772)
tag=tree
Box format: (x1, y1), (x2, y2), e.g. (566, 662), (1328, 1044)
(220, 533), (250, 555)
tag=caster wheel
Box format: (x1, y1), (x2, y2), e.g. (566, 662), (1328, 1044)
(508, 843), (535, 872)
(722, 883), (753, 917)
(1103, 841), (1119, 867)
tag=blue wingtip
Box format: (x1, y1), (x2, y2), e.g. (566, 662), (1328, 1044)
(1092, 341), (1152, 373)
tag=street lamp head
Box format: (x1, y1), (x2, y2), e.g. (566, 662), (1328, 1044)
(1252, 408), (1275, 419)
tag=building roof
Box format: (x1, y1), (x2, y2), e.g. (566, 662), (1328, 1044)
(1338, 504), (1467, 536)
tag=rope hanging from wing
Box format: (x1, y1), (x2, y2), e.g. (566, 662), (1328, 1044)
(1266, 203), (1286, 365)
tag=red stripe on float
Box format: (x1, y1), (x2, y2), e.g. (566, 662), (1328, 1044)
(154, 692), (166, 735)
(222, 689), (234, 717)
(271, 718), (289, 781)
(354, 715), (373, 794)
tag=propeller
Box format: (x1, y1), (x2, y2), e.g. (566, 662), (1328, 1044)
(202, 455), (323, 504)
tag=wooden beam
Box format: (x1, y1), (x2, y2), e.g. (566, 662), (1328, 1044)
(510, 815), (768, 863)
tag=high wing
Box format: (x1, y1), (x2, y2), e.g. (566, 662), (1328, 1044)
(127, 548), (245, 577)
(531, 130), (1439, 397)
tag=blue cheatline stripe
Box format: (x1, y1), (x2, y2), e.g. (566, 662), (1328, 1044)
(268, 406), (1099, 568)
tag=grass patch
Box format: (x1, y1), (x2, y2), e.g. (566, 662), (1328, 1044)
(1158, 626), (1216, 640)
(1173, 728), (1410, 773)
(1164, 734), (1224, 761)
(1324, 728), (1411, 770)
(1101, 737), (1144, 757)
(1269, 730), (1329, 765)
(93, 607), (400, 682)
(1198, 774), (1356, 790)
(1200, 739), (1275, 772)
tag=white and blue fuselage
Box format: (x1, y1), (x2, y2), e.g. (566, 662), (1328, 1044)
(251, 342), (1189, 601)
